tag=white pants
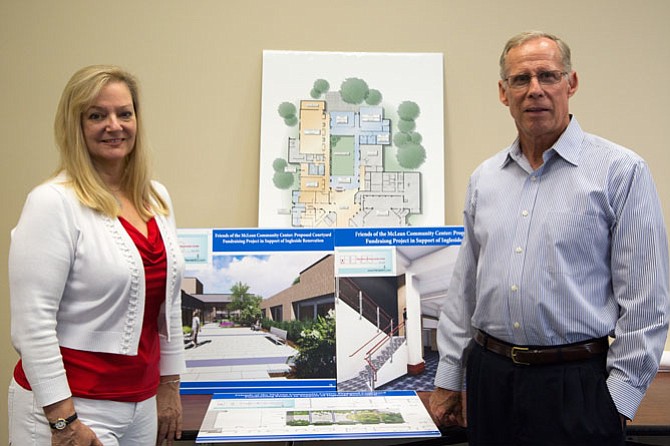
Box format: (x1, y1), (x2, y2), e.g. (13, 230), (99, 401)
(8, 378), (157, 446)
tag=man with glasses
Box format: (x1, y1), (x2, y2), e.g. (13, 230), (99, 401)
(429, 31), (669, 446)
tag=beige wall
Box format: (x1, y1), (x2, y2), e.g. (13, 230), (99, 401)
(2, 0), (669, 438)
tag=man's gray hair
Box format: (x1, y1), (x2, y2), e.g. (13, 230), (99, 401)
(499, 31), (572, 79)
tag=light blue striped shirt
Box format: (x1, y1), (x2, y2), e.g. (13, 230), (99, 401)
(435, 117), (669, 419)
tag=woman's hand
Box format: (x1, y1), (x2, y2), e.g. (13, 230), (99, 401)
(51, 420), (103, 446)
(155, 377), (182, 446)
(45, 399), (103, 445)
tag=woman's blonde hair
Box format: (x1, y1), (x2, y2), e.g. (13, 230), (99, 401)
(53, 64), (168, 218)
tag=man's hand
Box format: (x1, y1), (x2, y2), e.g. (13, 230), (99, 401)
(428, 387), (467, 428)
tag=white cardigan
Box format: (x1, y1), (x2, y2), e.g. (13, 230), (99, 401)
(9, 175), (186, 407)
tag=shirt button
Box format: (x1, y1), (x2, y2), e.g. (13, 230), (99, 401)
(515, 246), (523, 253)
(513, 322), (520, 329)
(510, 284), (518, 292)
(521, 210), (529, 217)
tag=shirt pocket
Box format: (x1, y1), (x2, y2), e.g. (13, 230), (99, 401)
(543, 211), (603, 276)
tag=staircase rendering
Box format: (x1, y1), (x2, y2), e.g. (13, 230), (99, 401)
(337, 277), (408, 391)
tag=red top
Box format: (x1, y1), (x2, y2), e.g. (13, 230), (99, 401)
(14, 217), (167, 402)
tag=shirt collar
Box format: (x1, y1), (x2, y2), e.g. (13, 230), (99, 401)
(501, 116), (584, 169)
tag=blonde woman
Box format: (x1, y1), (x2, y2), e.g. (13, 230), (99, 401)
(9, 65), (186, 446)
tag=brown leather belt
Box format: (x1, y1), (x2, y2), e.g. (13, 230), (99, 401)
(474, 330), (608, 366)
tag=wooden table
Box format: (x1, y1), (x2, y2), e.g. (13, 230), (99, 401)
(627, 371), (670, 435)
(182, 393), (211, 440)
(180, 372), (670, 442)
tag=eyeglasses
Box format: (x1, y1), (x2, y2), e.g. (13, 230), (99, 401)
(504, 70), (567, 89)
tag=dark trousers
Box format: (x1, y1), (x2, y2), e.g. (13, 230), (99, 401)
(466, 341), (625, 446)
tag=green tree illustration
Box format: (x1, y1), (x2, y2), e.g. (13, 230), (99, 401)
(396, 143), (426, 169)
(397, 101), (420, 120)
(277, 101), (298, 126)
(394, 101), (425, 169)
(272, 158), (294, 189)
(310, 79), (330, 98)
(340, 78), (369, 104)
(228, 282), (262, 326)
(365, 89), (382, 105)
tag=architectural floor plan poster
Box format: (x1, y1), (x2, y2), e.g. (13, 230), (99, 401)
(195, 390), (441, 443)
(258, 50), (445, 228)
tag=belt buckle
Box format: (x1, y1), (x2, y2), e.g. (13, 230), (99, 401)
(511, 346), (530, 365)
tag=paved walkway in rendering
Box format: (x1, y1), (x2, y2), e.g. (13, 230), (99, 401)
(182, 324), (298, 382)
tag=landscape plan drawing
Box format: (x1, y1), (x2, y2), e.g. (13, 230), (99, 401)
(259, 50), (445, 228)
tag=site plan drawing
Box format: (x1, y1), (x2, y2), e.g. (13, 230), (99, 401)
(195, 390), (441, 443)
(259, 51), (445, 228)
